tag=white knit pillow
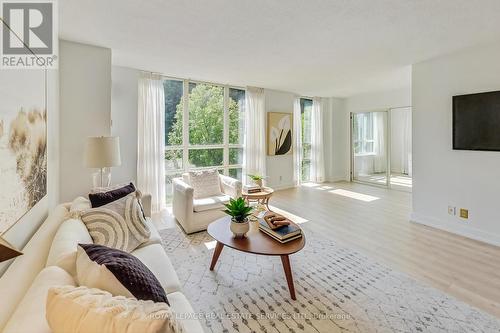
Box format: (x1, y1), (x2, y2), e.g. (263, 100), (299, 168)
(188, 169), (222, 199)
(46, 286), (184, 333)
(80, 192), (150, 252)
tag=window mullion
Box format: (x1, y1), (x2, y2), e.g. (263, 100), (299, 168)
(182, 80), (189, 172)
(223, 86), (229, 175)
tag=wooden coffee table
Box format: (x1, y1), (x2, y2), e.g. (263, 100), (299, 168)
(242, 187), (274, 210)
(207, 216), (305, 300)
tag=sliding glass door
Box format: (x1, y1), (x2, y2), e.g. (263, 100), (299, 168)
(351, 111), (389, 186)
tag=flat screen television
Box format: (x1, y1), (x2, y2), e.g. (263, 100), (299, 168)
(453, 90), (500, 151)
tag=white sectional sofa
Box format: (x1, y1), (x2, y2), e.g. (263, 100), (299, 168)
(0, 196), (203, 333)
(172, 173), (242, 234)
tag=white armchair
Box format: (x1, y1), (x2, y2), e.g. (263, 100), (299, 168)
(172, 173), (242, 234)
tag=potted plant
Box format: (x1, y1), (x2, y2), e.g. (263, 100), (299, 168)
(223, 197), (253, 238)
(247, 174), (266, 188)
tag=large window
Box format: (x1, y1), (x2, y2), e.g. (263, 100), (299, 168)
(164, 79), (245, 203)
(352, 112), (374, 155)
(300, 98), (313, 182)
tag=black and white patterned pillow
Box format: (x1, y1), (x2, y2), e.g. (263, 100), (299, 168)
(81, 192), (150, 252)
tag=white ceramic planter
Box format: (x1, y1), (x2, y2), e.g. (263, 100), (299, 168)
(230, 219), (249, 238)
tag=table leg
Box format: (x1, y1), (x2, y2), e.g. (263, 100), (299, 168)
(280, 255), (296, 300)
(209, 242), (224, 271)
(265, 197), (271, 211)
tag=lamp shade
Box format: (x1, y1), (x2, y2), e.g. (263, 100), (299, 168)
(0, 236), (22, 263)
(85, 136), (121, 168)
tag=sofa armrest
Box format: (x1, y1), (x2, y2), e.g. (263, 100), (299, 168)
(172, 178), (194, 223)
(141, 194), (152, 218)
(219, 174), (242, 198)
(173, 178), (194, 198)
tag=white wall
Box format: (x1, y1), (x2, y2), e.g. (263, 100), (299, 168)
(412, 42), (500, 246)
(264, 89), (295, 189)
(111, 66), (139, 184)
(323, 98), (349, 182)
(59, 40), (112, 202)
(345, 87), (411, 113)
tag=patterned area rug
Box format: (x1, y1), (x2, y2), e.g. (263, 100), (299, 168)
(159, 225), (500, 333)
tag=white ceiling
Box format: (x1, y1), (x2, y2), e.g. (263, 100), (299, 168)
(60, 0), (500, 97)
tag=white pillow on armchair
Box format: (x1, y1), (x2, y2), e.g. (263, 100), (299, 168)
(188, 169), (222, 199)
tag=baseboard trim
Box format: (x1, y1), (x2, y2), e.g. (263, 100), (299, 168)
(271, 183), (296, 191)
(410, 212), (500, 247)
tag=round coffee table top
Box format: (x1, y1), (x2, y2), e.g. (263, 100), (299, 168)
(242, 187), (274, 199)
(207, 215), (305, 256)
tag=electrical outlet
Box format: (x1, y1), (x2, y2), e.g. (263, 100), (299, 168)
(460, 208), (469, 219)
(447, 206), (456, 215)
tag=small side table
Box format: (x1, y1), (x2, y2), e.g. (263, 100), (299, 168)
(242, 187), (274, 210)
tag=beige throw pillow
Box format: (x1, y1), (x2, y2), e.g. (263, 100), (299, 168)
(188, 169), (222, 199)
(46, 286), (184, 333)
(80, 192), (150, 252)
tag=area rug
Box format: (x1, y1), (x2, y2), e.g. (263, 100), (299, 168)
(159, 226), (500, 333)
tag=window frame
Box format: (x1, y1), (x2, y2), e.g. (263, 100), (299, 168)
(164, 77), (245, 180)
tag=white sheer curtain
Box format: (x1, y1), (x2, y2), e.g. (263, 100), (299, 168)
(293, 96), (302, 186)
(310, 97), (325, 183)
(401, 107), (412, 176)
(243, 87), (266, 185)
(137, 72), (166, 212)
(373, 112), (387, 173)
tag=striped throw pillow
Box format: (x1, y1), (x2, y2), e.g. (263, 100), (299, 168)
(81, 192), (151, 252)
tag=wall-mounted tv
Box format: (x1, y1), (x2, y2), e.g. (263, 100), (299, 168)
(453, 90), (500, 151)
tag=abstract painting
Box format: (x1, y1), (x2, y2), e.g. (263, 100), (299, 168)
(0, 69), (47, 234)
(267, 112), (292, 155)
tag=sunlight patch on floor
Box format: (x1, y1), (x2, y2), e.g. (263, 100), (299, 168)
(204, 240), (218, 250)
(301, 182), (320, 188)
(329, 189), (380, 202)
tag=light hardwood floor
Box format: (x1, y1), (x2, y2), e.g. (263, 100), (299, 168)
(156, 181), (500, 318)
(272, 182), (500, 318)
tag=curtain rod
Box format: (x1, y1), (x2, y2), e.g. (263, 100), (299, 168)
(138, 69), (245, 89)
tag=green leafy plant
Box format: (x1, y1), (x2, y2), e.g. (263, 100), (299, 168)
(223, 197), (253, 223)
(247, 174), (266, 181)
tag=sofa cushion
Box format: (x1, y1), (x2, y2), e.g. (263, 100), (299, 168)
(46, 218), (93, 277)
(193, 194), (231, 212)
(131, 243), (181, 294)
(76, 244), (169, 304)
(81, 193), (151, 252)
(3, 266), (76, 333)
(188, 169), (222, 199)
(46, 286), (184, 333)
(168, 291), (205, 333)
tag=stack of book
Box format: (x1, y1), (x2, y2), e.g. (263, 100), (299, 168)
(258, 212), (302, 243)
(244, 184), (261, 193)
